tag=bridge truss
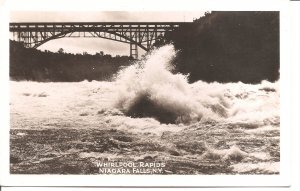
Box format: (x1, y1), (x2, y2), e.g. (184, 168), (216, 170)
(9, 22), (188, 59)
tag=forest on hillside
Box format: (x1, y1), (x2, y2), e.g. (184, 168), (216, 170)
(9, 40), (133, 82)
(159, 11), (280, 83)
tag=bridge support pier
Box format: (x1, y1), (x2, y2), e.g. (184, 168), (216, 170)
(130, 43), (138, 59)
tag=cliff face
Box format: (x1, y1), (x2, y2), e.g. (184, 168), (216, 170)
(165, 11), (279, 83)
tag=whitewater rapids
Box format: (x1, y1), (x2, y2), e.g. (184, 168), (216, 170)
(10, 45), (280, 174)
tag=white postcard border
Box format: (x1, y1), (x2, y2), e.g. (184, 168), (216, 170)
(0, 0), (296, 187)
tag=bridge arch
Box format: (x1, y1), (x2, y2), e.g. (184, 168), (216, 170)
(31, 30), (149, 57)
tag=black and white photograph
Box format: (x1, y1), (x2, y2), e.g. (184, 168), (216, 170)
(1, 0), (300, 189)
(8, 10), (281, 175)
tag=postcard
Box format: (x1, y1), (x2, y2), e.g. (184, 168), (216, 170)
(0, 0), (298, 188)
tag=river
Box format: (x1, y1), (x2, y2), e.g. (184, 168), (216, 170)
(10, 45), (280, 174)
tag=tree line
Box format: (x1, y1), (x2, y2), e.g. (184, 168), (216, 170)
(10, 41), (133, 82)
(157, 11), (280, 83)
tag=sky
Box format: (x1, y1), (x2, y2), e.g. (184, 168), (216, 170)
(10, 11), (205, 56)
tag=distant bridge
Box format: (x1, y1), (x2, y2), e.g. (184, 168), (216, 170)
(9, 22), (191, 59)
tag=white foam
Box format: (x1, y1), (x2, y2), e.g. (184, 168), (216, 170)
(249, 152), (272, 160)
(202, 144), (247, 161)
(231, 162), (280, 173)
(112, 45), (279, 125)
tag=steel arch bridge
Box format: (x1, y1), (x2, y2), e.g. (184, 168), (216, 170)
(9, 22), (190, 59)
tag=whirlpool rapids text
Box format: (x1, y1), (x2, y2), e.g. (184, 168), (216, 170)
(95, 161), (166, 174)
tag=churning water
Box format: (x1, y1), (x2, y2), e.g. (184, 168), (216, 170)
(10, 45), (280, 174)
(114, 45), (279, 125)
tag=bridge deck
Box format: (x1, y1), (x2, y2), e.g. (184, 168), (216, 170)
(10, 22), (190, 25)
(10, 22), (191, 32)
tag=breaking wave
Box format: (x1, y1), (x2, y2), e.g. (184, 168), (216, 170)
(113, 45), (279, 125)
